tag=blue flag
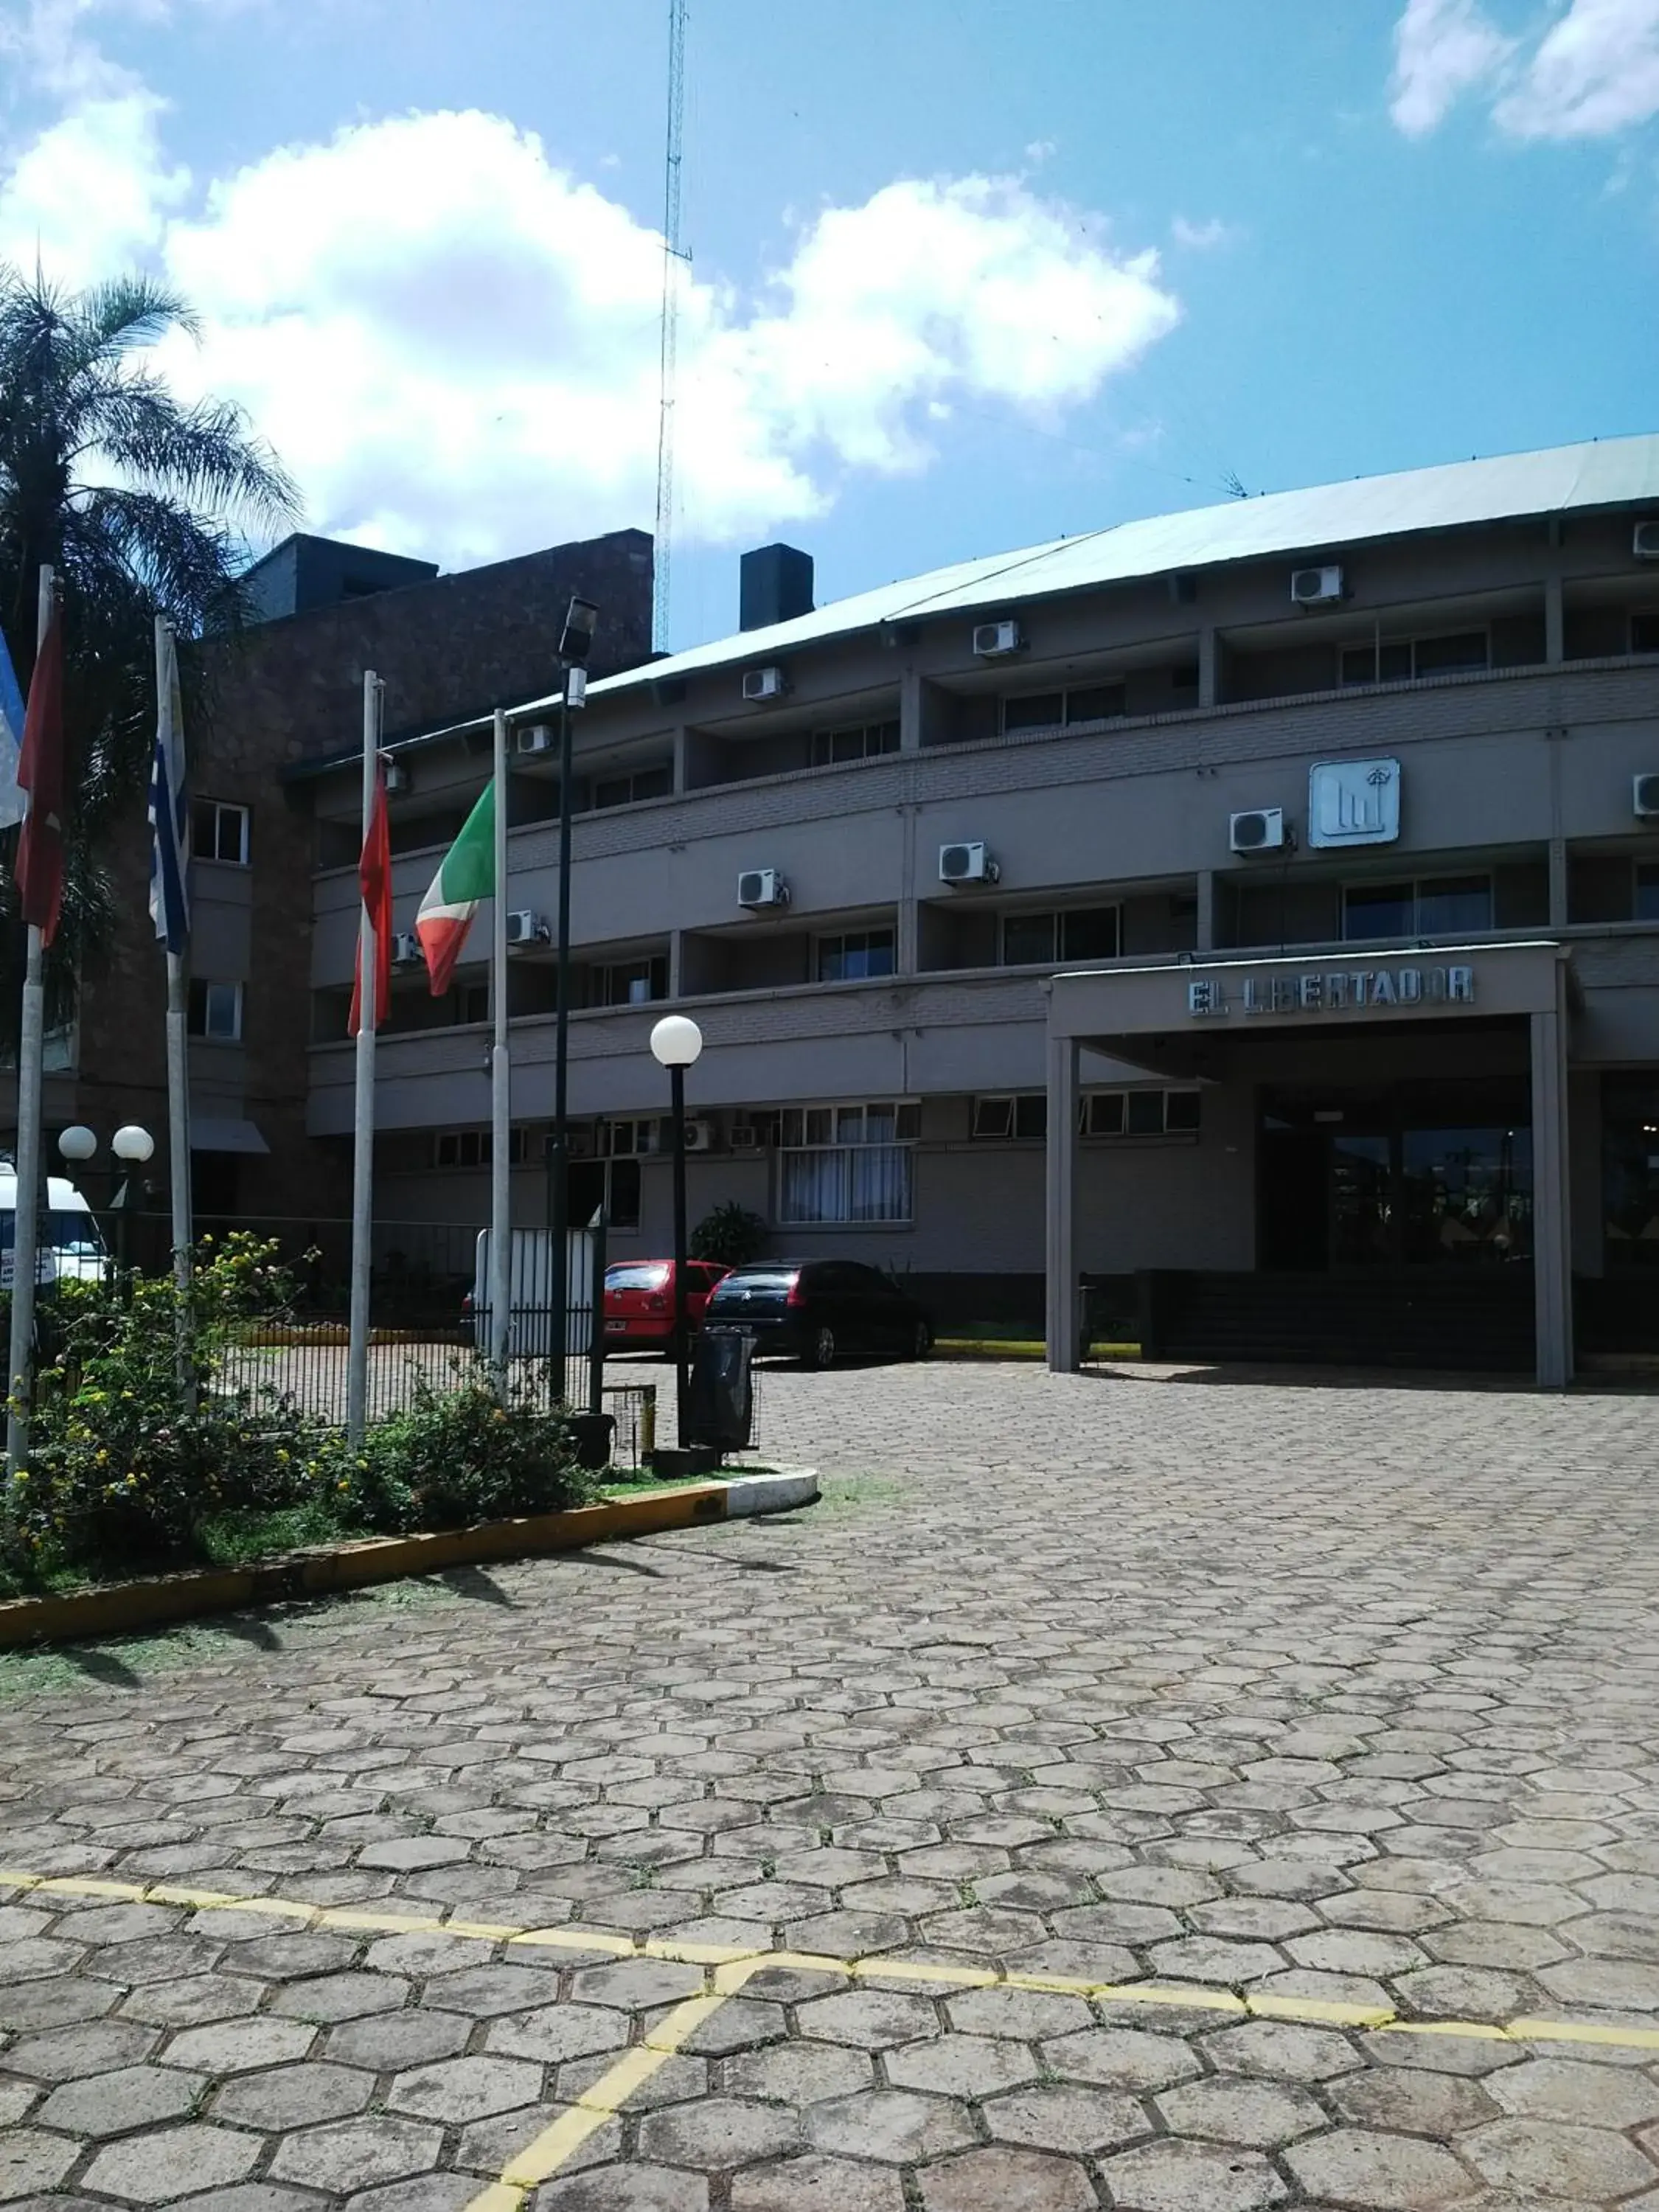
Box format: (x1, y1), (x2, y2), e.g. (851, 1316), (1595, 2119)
(149, 623), (190, 951)
(0, 624), (25, 830)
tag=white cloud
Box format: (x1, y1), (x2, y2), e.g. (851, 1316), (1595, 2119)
(0, 90), (188, 285)
(1389, 0), (1514, 134)
(1, 100), (1180, 563)
(1495, 0), (1659, 137)
(1170, 215), (1236, 250)
(1389, 0), (1659, 137)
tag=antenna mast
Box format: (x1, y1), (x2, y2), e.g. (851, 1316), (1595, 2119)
(653, 0), (689, 654)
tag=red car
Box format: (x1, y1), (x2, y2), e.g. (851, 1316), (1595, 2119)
(603, 1259), (730, 1352)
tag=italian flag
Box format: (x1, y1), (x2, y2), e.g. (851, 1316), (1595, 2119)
(416, 779), (495, 995)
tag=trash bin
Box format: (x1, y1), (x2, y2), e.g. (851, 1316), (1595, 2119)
(685, 1326), (756, 1451)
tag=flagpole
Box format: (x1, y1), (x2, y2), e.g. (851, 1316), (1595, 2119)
(6, 566), (52, 1472)
(488, 709), (512, 1398)
(347, 671), (383, 1447)
(156, 619), (195, 1397)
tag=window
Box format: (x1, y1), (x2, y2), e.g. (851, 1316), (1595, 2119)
(778, 1100), (919, 1225)
(1343, 874), (1492, 942)
(570, 1156), (642, 1231)
(1000, 906), (1120, 967)
(457, 982), (491, 1026)
(1080, 1088), (1201, 1138)
(593, 955), (667, 1006)
(1634, 614), (1659, 655)
(816, 929), (895, 982)
(1003, 684), (1127, 734)
(604, 1118), (658, 1157)
(192, 799), (250, 864)
(187, 979), (243, 1040)
(810, 720), (899, 766)
(971, 1095), (1048, 1141)
(432, 1129), (531, 1168)
(590, 763), (672, 810)
(1340, 632), (1489, 686)
(1638, 863), (1659, 923)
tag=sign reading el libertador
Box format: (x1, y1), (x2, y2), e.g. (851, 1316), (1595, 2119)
(1186, 964), (1475, 1018)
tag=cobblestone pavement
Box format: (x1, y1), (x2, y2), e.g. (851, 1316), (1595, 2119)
(3, 1360), (1659, 2211)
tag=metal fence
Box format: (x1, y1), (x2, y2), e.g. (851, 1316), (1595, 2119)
(126, 1212), (605, 1426)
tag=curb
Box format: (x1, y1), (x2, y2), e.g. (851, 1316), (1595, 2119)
(0, 1469), (818, 1651)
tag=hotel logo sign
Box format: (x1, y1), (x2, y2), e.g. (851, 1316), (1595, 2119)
(1188, 964), (1475, 1018)
(1308, 757), (1400, 849)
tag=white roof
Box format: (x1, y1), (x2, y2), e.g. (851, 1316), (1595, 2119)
(580, 431), (1659, 703)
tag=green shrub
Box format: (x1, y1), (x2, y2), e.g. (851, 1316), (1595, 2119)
(341, 1371), (594, 1534)
(689, 1201), (768, 1269)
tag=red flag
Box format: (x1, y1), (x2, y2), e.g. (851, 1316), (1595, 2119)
(348, 755), (392, 1036)
(15, 596), (66, 947)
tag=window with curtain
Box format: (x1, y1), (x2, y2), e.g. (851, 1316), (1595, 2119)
(778, 1101), (918, 1224)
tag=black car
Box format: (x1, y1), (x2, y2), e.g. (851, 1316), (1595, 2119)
(703, 1259), (931, 1369)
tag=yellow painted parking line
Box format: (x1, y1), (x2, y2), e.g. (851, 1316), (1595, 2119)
(7, 1864), (1659, 2062)
(464, 1958), (762, 2212)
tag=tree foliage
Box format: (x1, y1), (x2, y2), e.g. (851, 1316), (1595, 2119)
(0, 266), (299, 1034)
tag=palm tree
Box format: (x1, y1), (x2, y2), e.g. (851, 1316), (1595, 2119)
(0, 265), (299, 1036)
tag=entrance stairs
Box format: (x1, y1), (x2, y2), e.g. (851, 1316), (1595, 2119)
(1138, 1269), (1536, 1372)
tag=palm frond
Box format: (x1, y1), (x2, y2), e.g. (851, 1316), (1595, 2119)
(87, 375), (299, 531)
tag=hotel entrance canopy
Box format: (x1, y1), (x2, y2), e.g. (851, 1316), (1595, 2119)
(1043, 942), (1576, 1387)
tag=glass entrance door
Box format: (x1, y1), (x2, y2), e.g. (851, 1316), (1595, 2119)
(1259, 1082), (1531, 1270)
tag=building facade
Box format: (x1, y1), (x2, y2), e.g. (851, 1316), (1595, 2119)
(298, 438), (1659, 1374)
(27, 527), (653, 1225)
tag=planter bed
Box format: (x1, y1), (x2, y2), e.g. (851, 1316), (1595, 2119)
(0, 1470), (818, 1649)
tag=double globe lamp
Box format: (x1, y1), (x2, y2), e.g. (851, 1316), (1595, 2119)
(56, 1121), (155, 1279)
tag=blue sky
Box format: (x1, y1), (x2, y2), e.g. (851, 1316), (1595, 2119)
(1, 0), (1655, 650)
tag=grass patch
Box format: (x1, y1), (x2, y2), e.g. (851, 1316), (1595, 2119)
(816, 1472), (904, 1515)
(192, 1500), (368, 1567)
(936, 1338), (1140, 1360)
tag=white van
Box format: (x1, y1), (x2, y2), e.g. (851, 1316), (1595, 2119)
(0, 1171), (107, 1289)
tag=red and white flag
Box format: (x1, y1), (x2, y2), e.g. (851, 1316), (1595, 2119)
(348, 753), (392, 1035)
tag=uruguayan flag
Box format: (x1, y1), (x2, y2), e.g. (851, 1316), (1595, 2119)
(148, 622), (191, 950)
(0, 625), (26, 829)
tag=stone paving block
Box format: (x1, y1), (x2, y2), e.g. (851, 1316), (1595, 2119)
(719, 2039), (873, 2106)
(534, 2168), (709, 2209)
(36, 2061), (205, 2137)
(917, 2145), (1097, 2210)
(1040, 2025), (1204, 2090)
(163, 2016), (319, 2073)
(636, 2096), (799, 2168)
(1203, 2019), (1364, 2080)
(271, 1972), (412, 2023)
(804, 2087), (976, 2162)
(1101, 2138), (1290, 2211)
(982, 2080), (1149, 2152)
(883, 2031), (1037, 2098)
(269, 2115), (445, 2195)
(1330, 2064), (1500, 2136)
(796, 1988), (939, 2048)
(0, 2130), (79, 2200)
(212, 2059), (378, 2130)
(1285, 2124), (1479, 2208)
(1461, 2115), (1659, 2199)
(388, 2053), (545, 2123)
(485, 2001), (629, 2065)
(1155, 2073), (1328, 2146)
(1487, 2053), (1659, 2126)
(83, 2121), (262, 2204)
(3, 2018), (159, 2080)
(728, 2153), (902, 2212)
(324, 2009), (472, 2071)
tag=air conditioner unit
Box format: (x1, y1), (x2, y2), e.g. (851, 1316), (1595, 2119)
(742, 666), (788, 703)
(1634, 521), (1659, 561)
(737, 867), (789, 909)
(506, 909), (551, 947)
(731, 1124), (759, 1151)
(1290, 565), (1344, 607)
(972, 619), (1024, 658)
(383, 760), (411, 794)
(1634, 773), (1659, 819)
(390, 931), (422, 967)
(939, 840), (999, 885)
(1231, 807), (1287, 855)
(684, 1121), (714, 1153)
(515, 726), (554, 756)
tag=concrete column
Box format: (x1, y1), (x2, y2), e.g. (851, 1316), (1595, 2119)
(1195, 870), (1216, 953)
(1046, 1032), (1079, 1371)
(1545, 575), (1564, 667)
(1548, 836), (1568, 930)
(1197, 626), (1219, 709)
(899, 668), (923, 753)
(671, 724), (688, 793)
(1530, 976), (1573, 1389)
(667, 929), (683, 1000)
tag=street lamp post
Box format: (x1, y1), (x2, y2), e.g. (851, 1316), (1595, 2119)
(649, 1014), (703, 1444)
(546, 595), (599, 1399)
(57, 1123), (155, 1289)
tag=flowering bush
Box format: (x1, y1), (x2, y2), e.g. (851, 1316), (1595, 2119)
(0, 1237), (594, 1590)
(4, 1236), (338, 1576)
(340, 1371), (591, 1535)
